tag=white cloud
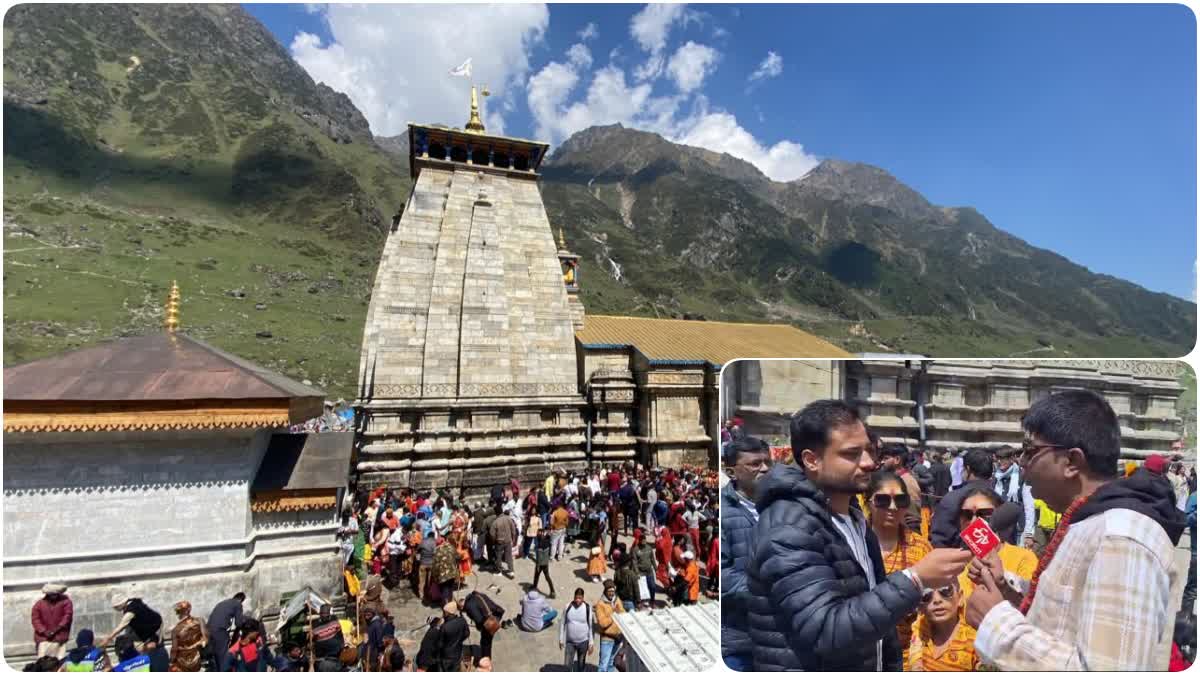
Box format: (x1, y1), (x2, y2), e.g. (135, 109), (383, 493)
(630, 3), (687, 53)
(290, 4), (549, 136)
(566, 43), (592, 70)
(749, 50), (784, 83)
(676, 109), (819, 181)
(633, 53), (665, 82)
(578, 22), (599, 41)
(666, 41), (719, 93)
(527, 61), (582, 140)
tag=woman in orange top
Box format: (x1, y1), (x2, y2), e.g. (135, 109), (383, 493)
(452, 530), (472, 578)
(867, 470), (932, 663)
(907, 578), (980, 671)
(679, 550), (701, 604)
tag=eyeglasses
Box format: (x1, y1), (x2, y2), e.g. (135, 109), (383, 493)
(920, 585), (956, 604)
(871, 493), (912, 510)
(1019, 440), (1070, 466)
(958, 508), (995, 521)
(736, 457), (773, 471)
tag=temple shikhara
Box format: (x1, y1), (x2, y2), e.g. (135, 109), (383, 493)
(353, 87), (848, 490)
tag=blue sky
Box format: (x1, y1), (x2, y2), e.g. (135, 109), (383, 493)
(245, 3), (1196, 300)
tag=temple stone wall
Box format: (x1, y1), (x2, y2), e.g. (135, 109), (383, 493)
(356, 162), (589, 490)
(2, 430), (341, 657)
(722, 360), (844, 439)
(634, 359), (717, 468)
(721, 360), (1188, 460)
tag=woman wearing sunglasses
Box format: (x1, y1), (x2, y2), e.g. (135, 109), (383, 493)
(907, 578), (980, 671)
(867, 471), (933, 663)
(956, 487), (1038, 599)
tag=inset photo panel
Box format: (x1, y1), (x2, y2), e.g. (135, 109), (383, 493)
(719, 359), (1195, 672)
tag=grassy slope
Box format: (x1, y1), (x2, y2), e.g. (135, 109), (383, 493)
(3, 7), (411, 399)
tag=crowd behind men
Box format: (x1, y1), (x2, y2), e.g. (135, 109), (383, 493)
(721, 390), (1197, 672)
(25, 462), (720, 672)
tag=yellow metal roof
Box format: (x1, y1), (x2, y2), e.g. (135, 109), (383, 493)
(576, 315), (851, 365)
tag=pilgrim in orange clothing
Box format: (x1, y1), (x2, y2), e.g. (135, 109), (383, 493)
(655, 526), (673, 587)
(587, 546), (608, 581)
(452, 531), (472, 578)
(907, 578), (980, 672)
(679, 551), (700, 604)
(867, 471), (933, 664)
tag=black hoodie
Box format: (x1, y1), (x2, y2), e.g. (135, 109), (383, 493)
(1074, 469), (1187, 545)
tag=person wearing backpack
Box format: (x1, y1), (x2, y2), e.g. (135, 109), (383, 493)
(558, 588), (592, 671)
(993, 447), (1036, 547)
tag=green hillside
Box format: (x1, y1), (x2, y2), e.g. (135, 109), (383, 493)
(4, 4), (411, 398)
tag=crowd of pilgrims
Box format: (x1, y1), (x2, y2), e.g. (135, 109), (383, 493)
(27, 463), (719, 672)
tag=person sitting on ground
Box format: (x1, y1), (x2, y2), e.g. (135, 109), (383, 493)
(519, 588), (558, 632)
(907, 578), (979, 671)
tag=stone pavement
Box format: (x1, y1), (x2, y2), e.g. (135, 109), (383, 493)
(380, 530), (716, 672)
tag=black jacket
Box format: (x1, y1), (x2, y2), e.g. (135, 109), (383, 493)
(207, 598), (244, 636)
(437, 615), (469, 671)
(719, 481), (756, 659)
(746, 463), (921, 671)
(1076, 469), (1186, 545)
(416, 625), (441, 671)
(929, 478), (993, 548)
(929, 460), (952, 499)
(462, 591), (504, 631)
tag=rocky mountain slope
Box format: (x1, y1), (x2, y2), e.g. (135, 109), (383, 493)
(3, 5), (1194, 401)
(541, 124), (1195, 356)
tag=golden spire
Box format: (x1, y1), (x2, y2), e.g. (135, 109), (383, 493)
(558, 228), (567, 250)
(465, 85), (487, 134)
(165, 280), (180, 332)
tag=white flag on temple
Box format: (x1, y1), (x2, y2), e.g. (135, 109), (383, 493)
(449, 58), (472, 78)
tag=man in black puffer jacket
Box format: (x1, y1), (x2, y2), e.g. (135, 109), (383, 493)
(746, 400), (973, 671)
(720, 436), (771, 671)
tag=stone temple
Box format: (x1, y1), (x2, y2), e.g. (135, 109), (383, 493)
(722, 359), (1190, 460)
(354, 89), (849, 490)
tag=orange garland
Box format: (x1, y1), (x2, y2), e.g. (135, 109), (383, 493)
(1019, 494), (1089, 615)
